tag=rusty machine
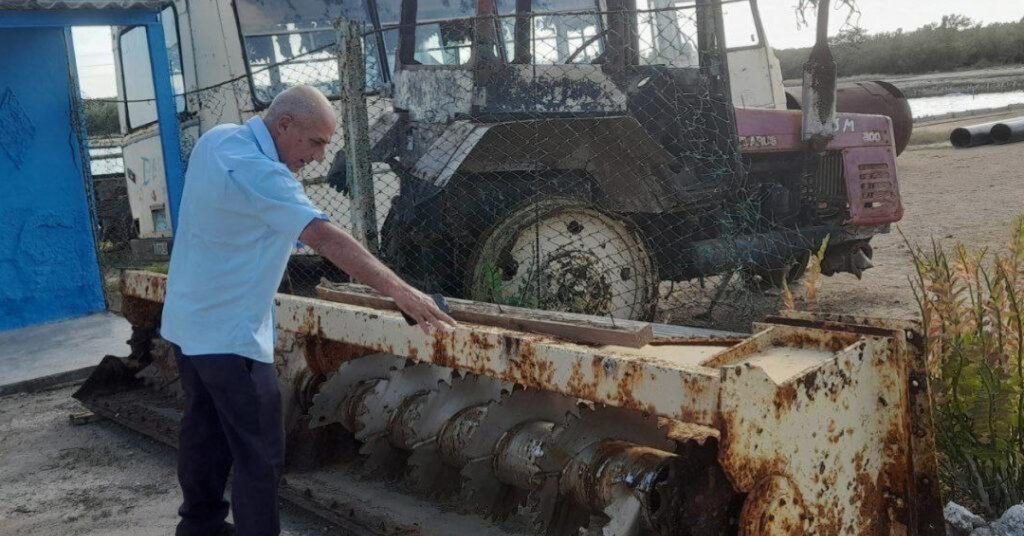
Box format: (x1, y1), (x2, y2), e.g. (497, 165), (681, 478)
(74, 2), (944, 535)
(76, 271), (945, 535)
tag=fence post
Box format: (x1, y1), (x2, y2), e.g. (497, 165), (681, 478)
(335, 17), (379, 254)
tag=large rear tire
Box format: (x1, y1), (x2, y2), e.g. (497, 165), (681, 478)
(466, 198), (658, 321)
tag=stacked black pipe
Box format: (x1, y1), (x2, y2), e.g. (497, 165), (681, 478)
(951, 116), (1024, 148)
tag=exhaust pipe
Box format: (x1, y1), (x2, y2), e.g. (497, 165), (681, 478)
(991, 117), (1024, 145)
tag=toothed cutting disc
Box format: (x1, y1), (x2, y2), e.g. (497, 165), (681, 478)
(532, 406), (673, 535)
(403, 374), (509, 449)
(353, 362), (454, 442)
(537, 406), (671, 474)
(459, 389), (579, 518)
(307, 354), (405, 429)
(357, 434), (408, 481)
(462, 389), (579, 462)
(404, 375), (509, 493)
(598, 495), (643, 536)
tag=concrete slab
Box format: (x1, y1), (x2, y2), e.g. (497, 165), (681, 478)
(0, 312), (130, 387)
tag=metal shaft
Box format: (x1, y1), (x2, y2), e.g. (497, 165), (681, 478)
(492, 420), (555, 490)
(562, 440), (676, 517)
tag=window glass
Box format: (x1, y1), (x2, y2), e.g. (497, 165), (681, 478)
(636, 0), (699, 67)
(235, 0), (384, 102)
(413, 0), (476, 65)
(722, 0), (760, 48)
(496, 0), (603, 65)
(118, 6), (186, 129)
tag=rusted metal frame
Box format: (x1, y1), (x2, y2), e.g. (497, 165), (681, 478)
(279, 293), (724, 425)
(771, 312), (947, 535)
(315, 283), (655, 347)
(718, 329), (913, 534)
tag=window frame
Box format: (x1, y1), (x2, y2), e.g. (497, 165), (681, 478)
(117, 4), (188, 131)
(231, 0), (393, 110)
(721, 0), (766, 52)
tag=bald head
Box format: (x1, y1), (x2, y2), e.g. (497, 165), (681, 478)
(264, 85), (337, 172)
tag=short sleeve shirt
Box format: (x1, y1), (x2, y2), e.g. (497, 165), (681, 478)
(160, 117), (326, 362)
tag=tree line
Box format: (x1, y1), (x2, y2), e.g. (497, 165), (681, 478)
(83, 99), (120, 137)
(775, 14), (1024, 79)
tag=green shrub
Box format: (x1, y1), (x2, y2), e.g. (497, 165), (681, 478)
(908, 218), (1024, 516)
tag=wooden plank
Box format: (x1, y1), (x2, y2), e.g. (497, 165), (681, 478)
(315, 283), (655, 348)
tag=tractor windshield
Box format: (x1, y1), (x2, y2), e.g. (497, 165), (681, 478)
(234, 0), (387, 102)
(498, 0), (606, 64)
(636, 0), (699, 68)
(411, 0), (478, 65)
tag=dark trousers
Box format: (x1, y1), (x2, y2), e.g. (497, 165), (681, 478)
(174, 347), (284, 536)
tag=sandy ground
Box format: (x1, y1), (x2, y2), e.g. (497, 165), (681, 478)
(816, 140), (1024, 320)
(1, 133), (1021, 535)
(0, 386), (340, 535)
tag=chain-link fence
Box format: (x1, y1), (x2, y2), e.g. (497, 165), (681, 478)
(85, 3), (862, 332)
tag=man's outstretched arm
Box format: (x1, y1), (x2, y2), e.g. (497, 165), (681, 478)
(299, 219), (456, 333)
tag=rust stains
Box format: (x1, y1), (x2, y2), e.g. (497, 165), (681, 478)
(775, 330), (860, 353)
(502, 342), (555, 390)
(121, 296), (163, 329)
(773, 382), (798, 413)
(567, 359), (591, 399)
(609, 361), (655, 413)
(303, 336), (380, 376)
(737, 475), (807, 536)
(431, 330), (458, 369)
(468, 332), (495, 351)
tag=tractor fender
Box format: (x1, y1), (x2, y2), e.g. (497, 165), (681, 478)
(407, 117), (687, 213)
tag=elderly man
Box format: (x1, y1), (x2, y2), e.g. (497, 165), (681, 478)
(160, 85), (454, 536)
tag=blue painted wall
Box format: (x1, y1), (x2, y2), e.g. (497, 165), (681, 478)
(0, 27), (106, 331)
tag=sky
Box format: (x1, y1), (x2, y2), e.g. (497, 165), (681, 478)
(758, 0), (1024, 49)
(71, 0), (1024, 98)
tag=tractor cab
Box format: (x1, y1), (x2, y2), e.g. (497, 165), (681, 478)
(380, 0), (745, 210)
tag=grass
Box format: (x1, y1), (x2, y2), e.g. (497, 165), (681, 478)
(908, 128), (954, 147)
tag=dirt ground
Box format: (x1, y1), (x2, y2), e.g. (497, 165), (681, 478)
(1, 135), (1022, 535)
(0, 385), (340, 535)
(816, 139), (1024, 320)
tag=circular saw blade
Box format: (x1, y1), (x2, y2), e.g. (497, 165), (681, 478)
(537, 405), (671, 474)
(531, 405), (673, 535)
(307, 354), (405, 429)
(403, 374), (509, 449)
(356, 434), (408, 481)
(462, 389), (578, 461)
(353, 362), (454, 442)
(405, 444), (462, 497)
(459, 389), (579, 520)
(404, 375), (509, 495)
(599, 495), (643, 536)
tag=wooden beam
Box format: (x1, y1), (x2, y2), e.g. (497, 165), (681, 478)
(315, 283), (655, 348)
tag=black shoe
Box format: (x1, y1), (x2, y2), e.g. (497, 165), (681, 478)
(218, 522), (236, 536)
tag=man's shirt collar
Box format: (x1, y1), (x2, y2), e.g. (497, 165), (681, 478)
(246, 116), (280, 163)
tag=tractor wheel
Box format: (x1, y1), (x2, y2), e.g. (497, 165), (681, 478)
(466, 198), (658, 321)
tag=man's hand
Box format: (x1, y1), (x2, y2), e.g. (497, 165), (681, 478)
(391, 286), (456, 334)
(300, 219), (456, 334)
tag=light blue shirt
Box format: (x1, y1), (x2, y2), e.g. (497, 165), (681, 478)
(161, 117), (326, 363)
